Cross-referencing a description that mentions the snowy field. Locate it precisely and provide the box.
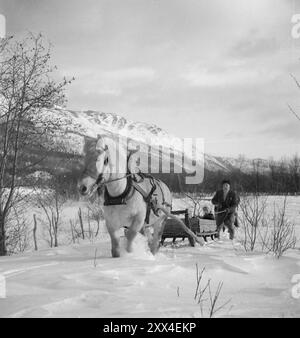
[174,195,300,245]
[0,235,299,318]
[0,195,299,318]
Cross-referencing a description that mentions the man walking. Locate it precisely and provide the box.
[211,179,239,240]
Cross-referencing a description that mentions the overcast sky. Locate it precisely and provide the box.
[0,0,300,159]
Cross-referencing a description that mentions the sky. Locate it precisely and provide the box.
[0,0,300,159]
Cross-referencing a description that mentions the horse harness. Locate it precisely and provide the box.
[102,173,170,224]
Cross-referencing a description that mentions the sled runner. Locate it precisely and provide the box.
[160,209,195,246]
[189,216,218,242]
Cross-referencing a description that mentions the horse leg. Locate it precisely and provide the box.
[150,217,166,255]
[107,226,121,258]
[125,217,144,253]
[143,226,154,250]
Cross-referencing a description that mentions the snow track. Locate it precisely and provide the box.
[0,234,299,318]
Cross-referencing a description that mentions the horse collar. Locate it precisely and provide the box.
[103,176,133,206]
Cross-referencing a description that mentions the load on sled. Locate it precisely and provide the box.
[161,189,240,246]
[161,204,218,246]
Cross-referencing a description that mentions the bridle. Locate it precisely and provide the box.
[83,171,132,197]
[84,145,134,196]
[96,172,133,188]
[82,140,135,196]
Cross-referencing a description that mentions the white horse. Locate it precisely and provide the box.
[78,135,175,257]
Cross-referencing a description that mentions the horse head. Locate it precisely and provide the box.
[78,135,112,196]
[78,133,133,196]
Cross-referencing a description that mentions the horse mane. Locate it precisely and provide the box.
[83,133,140,174]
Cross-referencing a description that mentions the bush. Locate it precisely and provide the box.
[262,197,297,258]
[238,194,297,257]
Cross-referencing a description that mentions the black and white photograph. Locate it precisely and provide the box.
[0,0,300,320]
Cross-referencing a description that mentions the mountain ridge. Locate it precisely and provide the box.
[51,107,271,173]
[35,106,271,175]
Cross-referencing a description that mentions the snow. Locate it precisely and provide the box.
[0,231,299,318]
[0,194,299,318]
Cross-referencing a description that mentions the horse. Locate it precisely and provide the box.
[78,134,175,257]
[78,134,203,257]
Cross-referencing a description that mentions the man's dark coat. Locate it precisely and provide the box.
[211,190,239,227]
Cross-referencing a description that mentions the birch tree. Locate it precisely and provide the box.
[0,33,72,255]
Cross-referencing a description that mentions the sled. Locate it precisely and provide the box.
[160,209,218,246]
[189,216,218,242]
[160,209,195,246]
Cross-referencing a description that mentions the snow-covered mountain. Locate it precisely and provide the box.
[35,106,270,175]
[42,107,196,158]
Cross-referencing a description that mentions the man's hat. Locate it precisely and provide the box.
[222,179,231,185]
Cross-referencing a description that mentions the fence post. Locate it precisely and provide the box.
[78,208,85,240]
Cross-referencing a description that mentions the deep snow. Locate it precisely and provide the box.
[0,232,299,318]
[0,195,299,318]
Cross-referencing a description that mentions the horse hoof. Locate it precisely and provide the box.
[111,250,121,258]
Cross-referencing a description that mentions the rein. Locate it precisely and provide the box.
[214,209,228,215]
[92,172,133,193]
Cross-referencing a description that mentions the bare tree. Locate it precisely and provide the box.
[0,33,72,255]
[289,154,300,193]
[87,202,103,239]
[262,197,297,258]
[239,193,268,251]
[68,203,104,244]
[239,193,296,257]
[5,205,30,254]
[34,185,66,248]
[252,159,262,192]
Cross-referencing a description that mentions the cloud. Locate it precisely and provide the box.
[231,33,280,59]
[2,0,297,159]
[181,60,280,88]
[101,67,156,83]
[64,66,157,97]
[256,119,300,141]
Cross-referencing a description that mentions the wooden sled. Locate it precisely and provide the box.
[189,216,218,242]
[161,209,218,247]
